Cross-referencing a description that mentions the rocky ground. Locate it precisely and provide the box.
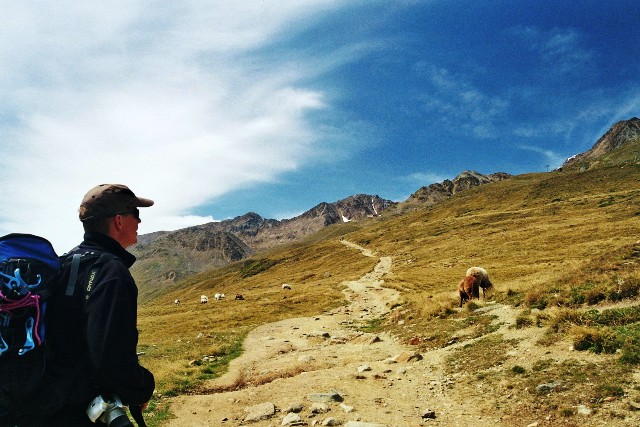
[164,241,640,427]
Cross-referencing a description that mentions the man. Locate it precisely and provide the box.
[45,184,155,426]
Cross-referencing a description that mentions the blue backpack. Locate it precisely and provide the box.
[0,233,60,357]
[0,234,60,425]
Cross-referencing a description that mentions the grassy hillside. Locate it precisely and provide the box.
[137,223,374,398]
[349,165,640,343]
[352,165,639,314]
[137,164,640,424]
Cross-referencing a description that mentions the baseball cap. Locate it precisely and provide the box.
[79,184,154,222]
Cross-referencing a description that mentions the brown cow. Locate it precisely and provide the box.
[458,275,479,307]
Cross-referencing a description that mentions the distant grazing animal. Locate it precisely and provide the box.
[282,283,292,290]
[466,267,494,298]
[214,293,226,300]
[234,294,245,300]
[200,295,208,304]
[458,275,479,307]
[174,299,180,306]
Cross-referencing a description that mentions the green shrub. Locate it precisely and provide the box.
[511,365,526,374]
[595,384,625,397]
[585,289,606,305]
[466,301,480,311]
[532,358,554,372]
[572,326,619,354]
[569,292,586,306]
[620,342,640,364]
[559,407,576,417]
[608,278,640,301]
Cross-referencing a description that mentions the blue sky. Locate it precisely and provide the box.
[1,0,639,252]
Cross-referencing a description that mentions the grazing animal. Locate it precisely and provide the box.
[458,275,479,307]
[200,295,208,304]
[466,267,494,298]
[174,299,180,306]
[214,293,225,300]
[234,294,245,300]
[281,283,292,290]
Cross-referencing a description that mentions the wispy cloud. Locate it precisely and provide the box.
[417,67,508,139]
[507,25,593,75]
[517,145,566,169]
[0,1,358,251]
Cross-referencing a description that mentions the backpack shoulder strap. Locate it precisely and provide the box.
[64,254,83,296]
[61,251,118,299]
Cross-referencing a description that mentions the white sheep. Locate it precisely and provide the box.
[214,293,226,300]
[281,283,292,290]
[174,299,180,306]
[200,295,208,304]
[465,267,494,298]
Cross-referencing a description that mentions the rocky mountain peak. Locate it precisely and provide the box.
[334,194,394,221]
[563,117,640,168]
[405,170,511,206]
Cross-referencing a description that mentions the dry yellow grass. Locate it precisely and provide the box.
[350,166,640,319]
[138,163,640,425]
[137,236,377,397]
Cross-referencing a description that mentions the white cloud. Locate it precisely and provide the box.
[0,0,356,252]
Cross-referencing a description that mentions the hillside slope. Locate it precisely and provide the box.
[139,162,640,426]
[164,240,640,427]
[132,175,502,299]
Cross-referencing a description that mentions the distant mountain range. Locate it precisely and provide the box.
[132,194,398,286]
[131,117,640,289]
[136,194,394,250]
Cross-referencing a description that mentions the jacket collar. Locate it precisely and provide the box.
[79,232,136,268]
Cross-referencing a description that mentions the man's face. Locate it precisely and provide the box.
[118,209,141,248]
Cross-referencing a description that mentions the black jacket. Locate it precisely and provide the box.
[47,232,154,407]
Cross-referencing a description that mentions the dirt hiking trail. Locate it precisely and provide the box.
[164,241,639,427]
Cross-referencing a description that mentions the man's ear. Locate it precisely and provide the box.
[111,215,124,231]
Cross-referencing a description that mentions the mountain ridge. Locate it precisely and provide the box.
[132,117,640,293]
[563,117,640,169]
[404,170,511,208]
[131,172,506,291]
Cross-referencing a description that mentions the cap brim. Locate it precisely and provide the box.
[135,197,154,207]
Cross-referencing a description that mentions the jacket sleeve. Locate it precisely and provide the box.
[84,260,155,405]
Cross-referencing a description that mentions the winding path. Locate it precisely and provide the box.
[165,241,415,426]
[163,241,568,426]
